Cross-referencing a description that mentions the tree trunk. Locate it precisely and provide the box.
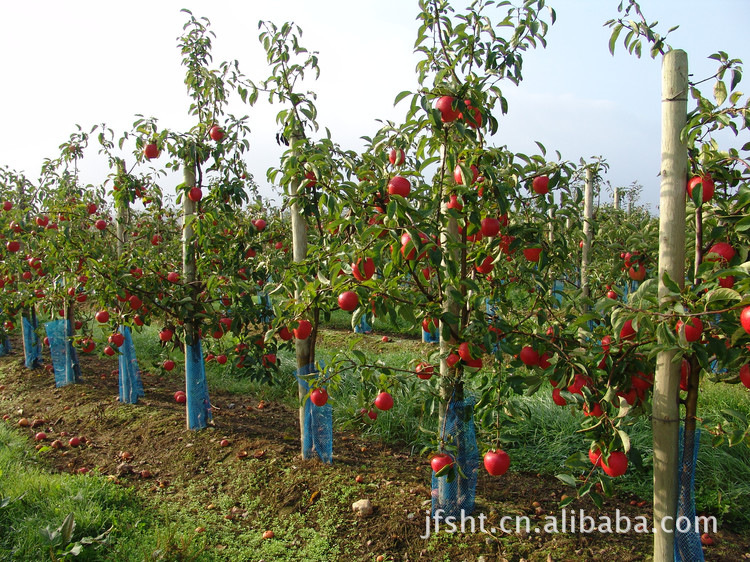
[653,48,688,562]
[581,167,594,302]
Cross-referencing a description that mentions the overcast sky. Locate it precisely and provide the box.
[0,0,748,213]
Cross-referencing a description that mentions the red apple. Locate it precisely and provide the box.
[676,317,703,342]
[602,451,628,477]
[422,317,438,333]
[457,342,474,362]
[552,388,566,406]
[188,187,202,202]
[742,306,750,335]
[144,143,160,159]
[415,362,434,380]
[374,391,393,411]
[519,346,539,367]
[435,96,460,122]
[5,240,20,253]
[475,255,494,274]
[159,328,174,342]
[68,437,81,447]
[338,291,359,311]
[352,257,375,281]
[453,164,479,185]
[167,272,180,283]
[216,354,228,365]
[687,174,714,203]
[388,176,411,197]
[619,319,636,341]
[739,363,750,389]
[94,219,107,231]
[310,388,328,407]
[480,217,501,238]
[254,219,267,231]
[220,439,230,447]
[95,310,110,323]
[430,453,454,473]
[522,247,542,262]
[388,148,405,166]
[293,319,312,340]
[109,332,125,347]
[606,290,617,299]
[532,175,549,195]
[34,431,47,441]
[680,359,690,391]
[483,449,510,476]
[163,359,176,371]
[2,201,12,211]
[628,265,646,282]
[588,447,602,467]
[446,353,460,368]
[209,125,224,141]
[705,242,735,264]
[174,391,186,403]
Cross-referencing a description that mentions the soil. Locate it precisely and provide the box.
[0,334,748,562]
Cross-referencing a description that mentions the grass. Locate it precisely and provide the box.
[0,423,203,561]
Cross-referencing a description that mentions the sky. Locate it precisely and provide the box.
[0,0,748,213]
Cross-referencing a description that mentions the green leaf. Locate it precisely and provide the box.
[714,80,727,106]
[589,491,604,509]
[394,90,412,106]
[617,429,631,453]
[556,473,578,487]
[661,271,681,295]
[608,24,623,55]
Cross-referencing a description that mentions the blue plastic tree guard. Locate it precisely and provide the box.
[294,362,333,463]
[432,396,479,518]
[552,279,564,305]
[185,338,212,430]
[118,326,144,404]
[22,310,42,369]
[256,293,273,324]
[45,319,81,387]
[675,426,704,562]
[354,313,372,334]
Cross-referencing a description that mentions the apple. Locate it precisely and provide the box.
[446,353,460,368]
[435,96,460,122]
[220,439,230,447]
[103,346,116,357]
[457,342,474,362]
[462,99,482,128]
[718,276,735,288]
[381,336,390,343]
[422,317,438,333]
[588,447,602,467]
[129,294,143,310]
[628,265,646,281]
[601,451,628,477]
[68,436,81,447]
[480,217,501,238]
[6,240,20,253]
[680,359,690,391]
[583,403,604,417]
[742,306,750,335]
[2,201,11,211]
[94,219,107,231]
[262,530,275,540]
[310,388,328,407]
[446,194,463,211]
[36,215,49,227]
[676,317,703,342]
[705,242,735,264]
[151,234,162,246]
[86,203,97,215]
[686,174,714,203]
[95,310,110,323]
[387,176,411,197]
[133,315,144,327]
[34,431,47,441]
[430,453,454,473]
[278,326,293,341]
[159,329,174,342]
[374,391,393,411]
[51,439,63,449]
[188,187,203,202]
[522,247,542,262]
[303,171,317,188]
[619,319,636,341]
[483,449,510,476]
[254,219,267,231]
[163,359,176,371]
[109,333,125,347]
[552,388,566,406]
[216,354,228,365]
[739,364,750,389]
[167,272,180,283]
[209,125,224,141]
[601,335,612,353]
[174,391,186,403]
[538,352,551,369]
[475,255,494,275]
[415,362,434,380]
[519,346,539,367]
[293,319,312,340]
[352,257,375,281]
[606,290,617,299]
[388,148,405,166]
[453,164,479,185]
[532,175,549,195]
[144,143,160,159]
[700,533,714,546]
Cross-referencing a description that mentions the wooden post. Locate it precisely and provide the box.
[580,167,594,301]
[290,143,313,459]
[182,162,207,430]
[653,48,688,562]
[614,187,620,210]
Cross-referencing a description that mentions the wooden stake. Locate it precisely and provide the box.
[653,48,688,562]
[581,167,594,301]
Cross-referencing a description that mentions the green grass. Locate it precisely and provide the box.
[0,424,203,561]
